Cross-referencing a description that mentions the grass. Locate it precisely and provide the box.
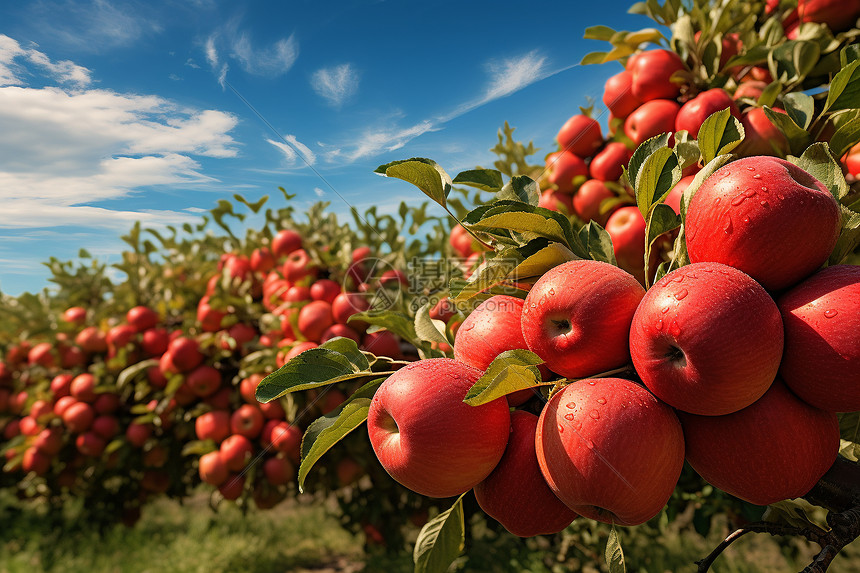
[0,491,858,573]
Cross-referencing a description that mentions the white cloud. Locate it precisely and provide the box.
[483,51,549,102]
[205,35,219,68]
[314,187,325,197]
[0,35,91,87]
[266,135,316,167]
[311,64,359,107]
[205,21,298,82]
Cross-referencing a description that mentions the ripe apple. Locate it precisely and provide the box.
[538,188,575,214]
[75,326,108,353]
[322,323,361,344]
[259,399,285,420]
[332,292,370,325]
[195,410,231,443]
[784,0,860,38]
[685,156,841,291]
[624,99,681,147]
[198,451,229,486]
[219,475,246,500]
[589,142,632,182]
[34,427,63,456]
[536,378,684,526]
[283,249,317,283]
[450,224,474,258]
[250,247,276,273]
[107,324,136,351]
[297,300,334,342]
[28,342,56,368]
[127,306,159,332]
[29,399,53,420]
[240,375,263,404]
[70,373,97,403]
[285,285,311,302]
[367,358,511,498]
[679,381,839,505]
[126,422,152,447]
[92,415,120,440]
[22,447,52,475]
[474,411,577,537]
[628,49,686,101]
[167,337,204,372]
[521,260,645,378]
[141,327,169,356]
[630,262,783,415]
[674,88,740,139]
[573,179,615,225]
[62,306,87,326]
[734,108,790,157]
[556,114,602,158]
[310,279,341,303]
[603,70,641,118]
[197,297,226,332]
[605,206,647,283]
[231,404,265,438]
[75,432,106,457]
[62,402,94,433]
[272,229,302,259]
[186,365,221,397]
[54,395,77,417]
[361,330,401,359]
[220,434,255,472]
[263,456,295,486]
[264,420,302,461]
[547,150,588,194]
[733,81,768,101]
[336,457,365,487]
[454,295,529,370]
[777,265,860,412]
[664,174,695,215]
[94,392,120,414]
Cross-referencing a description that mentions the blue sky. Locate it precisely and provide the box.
[0,0,647,295]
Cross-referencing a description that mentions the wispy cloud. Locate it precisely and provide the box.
[204,20,298,84]
[0,35,91,87]
[311,64,359,107]
[266,135,317,167]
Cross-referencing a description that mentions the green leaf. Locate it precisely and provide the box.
[680,154,734,219]
[674,140,701,172]
[496,175,539,205]
[645,204,681,288]
[841,45,860,67]
[298,395,376,492]
[583,25,617,41]
[605,524,627,573]
[783,92,815,131]
[256,345,372,403]
[724,45,770,69]
[117,358,159,389]
[375,158,453,209]
[471,212,568,245]
[463,350,546,406]
[320,336,370,371]
[633,146,681,218]
[349,310,418,344]
[414,302,451,346]
[578,221,617,266]
[512,242,578,280]
[763,107,811,155]
[626,133,672,195]
[414,495,466,573]
[756,80,784,108]
[452,169,503,192]
[580,51,610,65]
[829,115,860,158]
[698,108,745,166]
[823,60,860,114]
[791,142,849,201]
[829,207,860,265]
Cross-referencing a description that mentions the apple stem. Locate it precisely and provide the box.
[445,211,494,252]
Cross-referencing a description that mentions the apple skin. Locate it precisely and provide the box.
[127,306,159,332]
[734,108,790,157]
[589,142,632,182]
[195,410,231,443]
[784,0,860,38]
[630,262,783,416]
[624,99,681,147]
[454,295,529,371]
[547,150,588,194]
[62,402,95,433]
[310,279,341,304]
[282,249,317,283]
[450,224,474,258]
[366,358,511,498]
[250,247,276,273]
[605,206,647,284]
[271,229,302,259]
[220,434,255,472]
[521,260,645,379]
[76,326,108,353]
[603,70,641,118]
[733,81,768,101]
[664,174,695,215]
[776,265,860,412]
[573,180,615,225]
[679,380,839,505]
[361,330,402,359]
[231,404,265,439]
[126,422,152,447]
[263,456,295,486]
[536,378,684,526]
[685,156,841,291]
[474,410,577,537]
[674,88,740,139]
[538,188,575,214]
[62,306,87,325]
[186,365,221,398]
[629,49,686,102]
[556,114,602,158]
[297,300,334,342]
[199,451,229,486]
[167,337,204,373]
[332,292,371,326]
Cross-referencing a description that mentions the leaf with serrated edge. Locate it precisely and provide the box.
[578,222,617,265]
[829,207,860,265]
[627,133,672,194]
[255,349,369,403]
[464,350,547,405]
[791,142,849,201]
[634,146,681,217]
[698,108,745,165]
[452,169,503,192]
[605,524,627,573]
[511,242,578,279]
[784,92,815,130]
[375,158,453,209]
[823,60,860,114]
[414,495,466,573]
[414,302,450,346]
[497,175,540,205]
[472,212,568,245]
[320,336,370,371]
[349,310,418,344]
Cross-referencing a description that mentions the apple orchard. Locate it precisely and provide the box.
[3,0,860,571]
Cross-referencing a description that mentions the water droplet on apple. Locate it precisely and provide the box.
[760,186,768,193]
[549,288,555,296]
[760,200,769,207]
[743,216,750,224]
[731,195,745,206]
[589,410,600,420]
[670,321,681,337]
[744,188,756,198]
[777,194,785,200]
[565,401,576,409]
[824,309,838,318]
[596,397,606,405]
[587,381,596,386]
[655,319,664,330]
[674,289,688,301]
[746,166,755,171]
[713,198,722,207]
[584,438,595,449]
[564,413,575,421]
[661,305,670,314]
[724,218,733,234]
[752,173,761,179]
[557,424,564,433]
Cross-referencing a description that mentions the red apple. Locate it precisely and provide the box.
[674,88,739,139]
[361,330,401,359]
[264,420,302,460]
[547,150,588,194]
[282,249,317,283]
[126,423,152,447]
[220,434,255,472]
[240,375,262,404]
[367,358,510,498]
[603,70,641,118]
[272,229,302,259]
[54,395,77,417]
[127,306,159,332]
[624,99,680,147]
[573,179,615,225]
[22,447,52,475]
[186,365,221,398]
[75,326,107,353]
[628,49,686,102]
[332,292,370,325]
[141,328,169,356]
[310,279,341,303]
[474,411,578,537]
[167,337,204,372]
[685,156,841,291]
[219,475,245,500]
[521,260,645,378]
[70,373,97,403]
[28,342,55,368]
[589,142,632,182]
[605,206,647,283]
[449,224,474,258]
[321,323,361,344]
[250,247,276,273]
[231,404,265,438]
[680,381,839,505]
[556,114,602,158]
[453,295,532,372]
[630,262,783,415]
[777,265,860,412]
[733,81,768,101]
[198,451,229,485]
[195,410,231,443]
[285,285,311,302]
[297,300,334,342]
[538,188,575,214]
[92,415,120,440]
[62,306,87,326]
[263,456,295,486]
[734,108,790,157]
[784,0,860,38]
[75,432,106,457]
[197,297,226,332]
[34,427,63,456]
[536,378,684,526]
[664,175,695,215]
[62,402,94,433]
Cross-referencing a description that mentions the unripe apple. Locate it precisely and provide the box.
[474,411,577,537]
[777,265,860,412]
[231,404,265,438]
[680,381,839,505]
[734,108,790,157]
[546,150,588,194]
[603,70,641,118]
[521,260,644,378]
[685,156,841,291]
[630,262,783,415]
[629,49,686,101]
[367,358,511,498]
[674,88,740,139]
[220,434,255,472]
[556,114,602,158]
[536,378,684,526]
[624,99,680,147]
[589,142,632,182]
[195,410,231,443]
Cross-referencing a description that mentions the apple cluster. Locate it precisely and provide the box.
[365,155,857,538]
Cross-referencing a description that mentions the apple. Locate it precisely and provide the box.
[630,262,783,415]
[361,330,402,359]
[776,265,860,412]
[282,341,318,363]
[589,142,632,182]
[75,432,106,457]
[28,342,55,368]
[185,365,220,398]
[367,358,511,498]
[259,399,285,420]
[92,415,120,440]
[605,206,647,283]
[198,451,228,486]
[538,188,575,214]
[283,249,317,283]
[784,0,860,38]
[679,381,839,505]
[126,422,152,447]
[536,377,684,526]
[62,306,87,325]
[219,475,246,501]
[628,49,686,101]
[54,395,77,417]
[107,324,136,351]
[685,156,841,291]
[674,88,740,139]
[336,457,365,487]
[310,279,341,303]
[250,247,276,273]
[733,81,768,101]
[75,326,108,353]
[272,229,302,259]
[449,224,474,258]
[264,420,302,461]
[167,337,204,372]
[231,404,265,438]
[285,285,311,302]
[556,114,602,158]
[34,427,63,456]
[19,416,40,436]
[240,375,262,404]
[29,399,53,420]
[321,324,361,344]
[663,174,695,215]
[220,434,255,472]
[735,108,790,157]
[521,260,645,378]
[197,297,226,332]
[22,447,52,475]
[603,70,641,118]
[547,150,588,194]
[70,373,97,403]
[332,292,370,325]
[263,456,295,486]
[297,300,334,342]
[474,411,577,537]
[574,180,616,226]
[62,402,94,433]
[195,410,231,443]
[141,470,170,494]
[624,99,680,147]
[141,327,169,356]
[127,306,159,332]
